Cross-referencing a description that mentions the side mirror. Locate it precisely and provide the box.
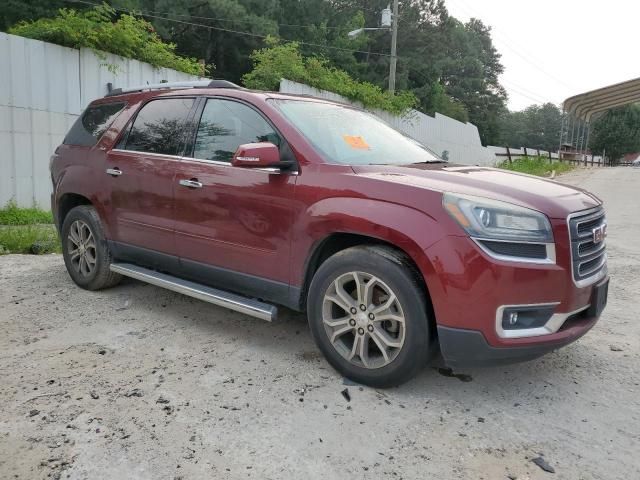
[232,143,281,168]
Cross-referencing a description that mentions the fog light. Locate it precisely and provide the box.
[501,306,555,330]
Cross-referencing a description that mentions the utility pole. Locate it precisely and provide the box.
[347,4,398,92]
[389,0,399,94]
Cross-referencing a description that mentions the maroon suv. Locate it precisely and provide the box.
[50,80,609,386]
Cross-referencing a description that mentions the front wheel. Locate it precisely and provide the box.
[307,246,433,388]
[61,205,122,291]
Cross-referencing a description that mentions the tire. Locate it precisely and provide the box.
[60,205,122,291]
[307,245,433,388]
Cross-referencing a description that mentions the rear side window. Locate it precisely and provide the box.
[64,102,125,146]
[123,98,194,156]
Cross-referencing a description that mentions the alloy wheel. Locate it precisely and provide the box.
[67,220,97,278]
[322,271,406,369]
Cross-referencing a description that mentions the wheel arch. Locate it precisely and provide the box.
[56,193,92,232]
[299,232,435,322]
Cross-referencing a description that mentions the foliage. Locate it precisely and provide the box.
[0,201,59,255]
[499,103,562,151]
[413,82,469,122]
[144,0,278,81]
[378,2,505,138]
[498,156,573,177]
[589,105,640,162]
[4,0,508,141]
[0,201,53,225]
[0,0,67,31]
[8,3,203,75]
[0,225,61,255]
[243,40,417,114]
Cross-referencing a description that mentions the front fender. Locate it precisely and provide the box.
[290,197,448,289]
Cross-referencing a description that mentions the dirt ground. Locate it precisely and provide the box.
[1,167,638,480]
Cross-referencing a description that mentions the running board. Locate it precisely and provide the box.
[110,263,277,322]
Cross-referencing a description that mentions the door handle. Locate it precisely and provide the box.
[106,168,122,177]
[179,179,203,189]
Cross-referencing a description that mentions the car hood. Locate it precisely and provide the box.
[351,163,601,219]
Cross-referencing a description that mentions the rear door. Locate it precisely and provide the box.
[174,97,297,301]
[105,97,195,266]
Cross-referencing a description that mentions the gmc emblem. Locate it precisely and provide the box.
[592,224,606,244]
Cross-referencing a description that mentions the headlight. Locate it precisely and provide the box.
[443,193,553,243]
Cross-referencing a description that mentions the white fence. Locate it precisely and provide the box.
[487,146,604,165]
[487,146,558,160]
[0,32,201,208]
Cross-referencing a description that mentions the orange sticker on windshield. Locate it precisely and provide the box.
[343,135,370,150]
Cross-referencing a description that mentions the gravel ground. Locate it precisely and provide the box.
[1,167,638,480]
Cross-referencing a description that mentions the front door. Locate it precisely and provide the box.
[174,98,296,300]
[105,97,195,264]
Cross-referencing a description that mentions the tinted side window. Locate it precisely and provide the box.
[193,99,280,162]
[124,98,194,156]
[64,103,125,146]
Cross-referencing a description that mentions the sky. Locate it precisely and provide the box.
[444,0,638,111]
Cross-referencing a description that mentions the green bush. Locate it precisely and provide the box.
[0,201,53,225]
[498,156,574,177]
[0,225,61,255]
[0,202,59,254]
[8,3,204,75]
[243,39,417,115]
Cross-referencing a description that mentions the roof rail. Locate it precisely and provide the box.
[105,79,243,97]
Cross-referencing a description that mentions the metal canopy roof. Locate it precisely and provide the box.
[563,77,640,121]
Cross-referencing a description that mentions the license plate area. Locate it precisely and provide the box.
[587,278,609,317]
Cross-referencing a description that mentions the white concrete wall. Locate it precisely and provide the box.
[279,79,497,166]
[0,33,201,208]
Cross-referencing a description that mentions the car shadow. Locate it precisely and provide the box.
[103,276,607,406]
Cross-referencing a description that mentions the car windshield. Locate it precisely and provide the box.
[271,99,441,165]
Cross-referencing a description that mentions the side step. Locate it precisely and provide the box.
[110,263,277,322]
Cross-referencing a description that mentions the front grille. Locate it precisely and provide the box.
[568,207,607,283]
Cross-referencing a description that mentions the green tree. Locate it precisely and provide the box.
[589,105,640,162]
[362,2,505,137]
[500,103,562,151]
[437,18,507,144]
[133,0,278,81]
[0,0,70,31]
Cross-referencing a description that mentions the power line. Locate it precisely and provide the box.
[500,79,549,104]
[65,0,553,106]
[95,3,348,30]
[65,0,400,32]
[65,0,393,57]
[446,0,577,91]
[402,56,550,104]
[502,83,548,105]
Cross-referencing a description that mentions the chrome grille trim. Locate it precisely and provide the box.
[567,206,607,287]
[472,237,556,264]
[575,210,606,238]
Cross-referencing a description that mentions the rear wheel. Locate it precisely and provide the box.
[61,205,121,290]
[307,246,433,387]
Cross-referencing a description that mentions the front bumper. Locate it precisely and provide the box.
[438,310,599,368]
[421,228,607,365]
